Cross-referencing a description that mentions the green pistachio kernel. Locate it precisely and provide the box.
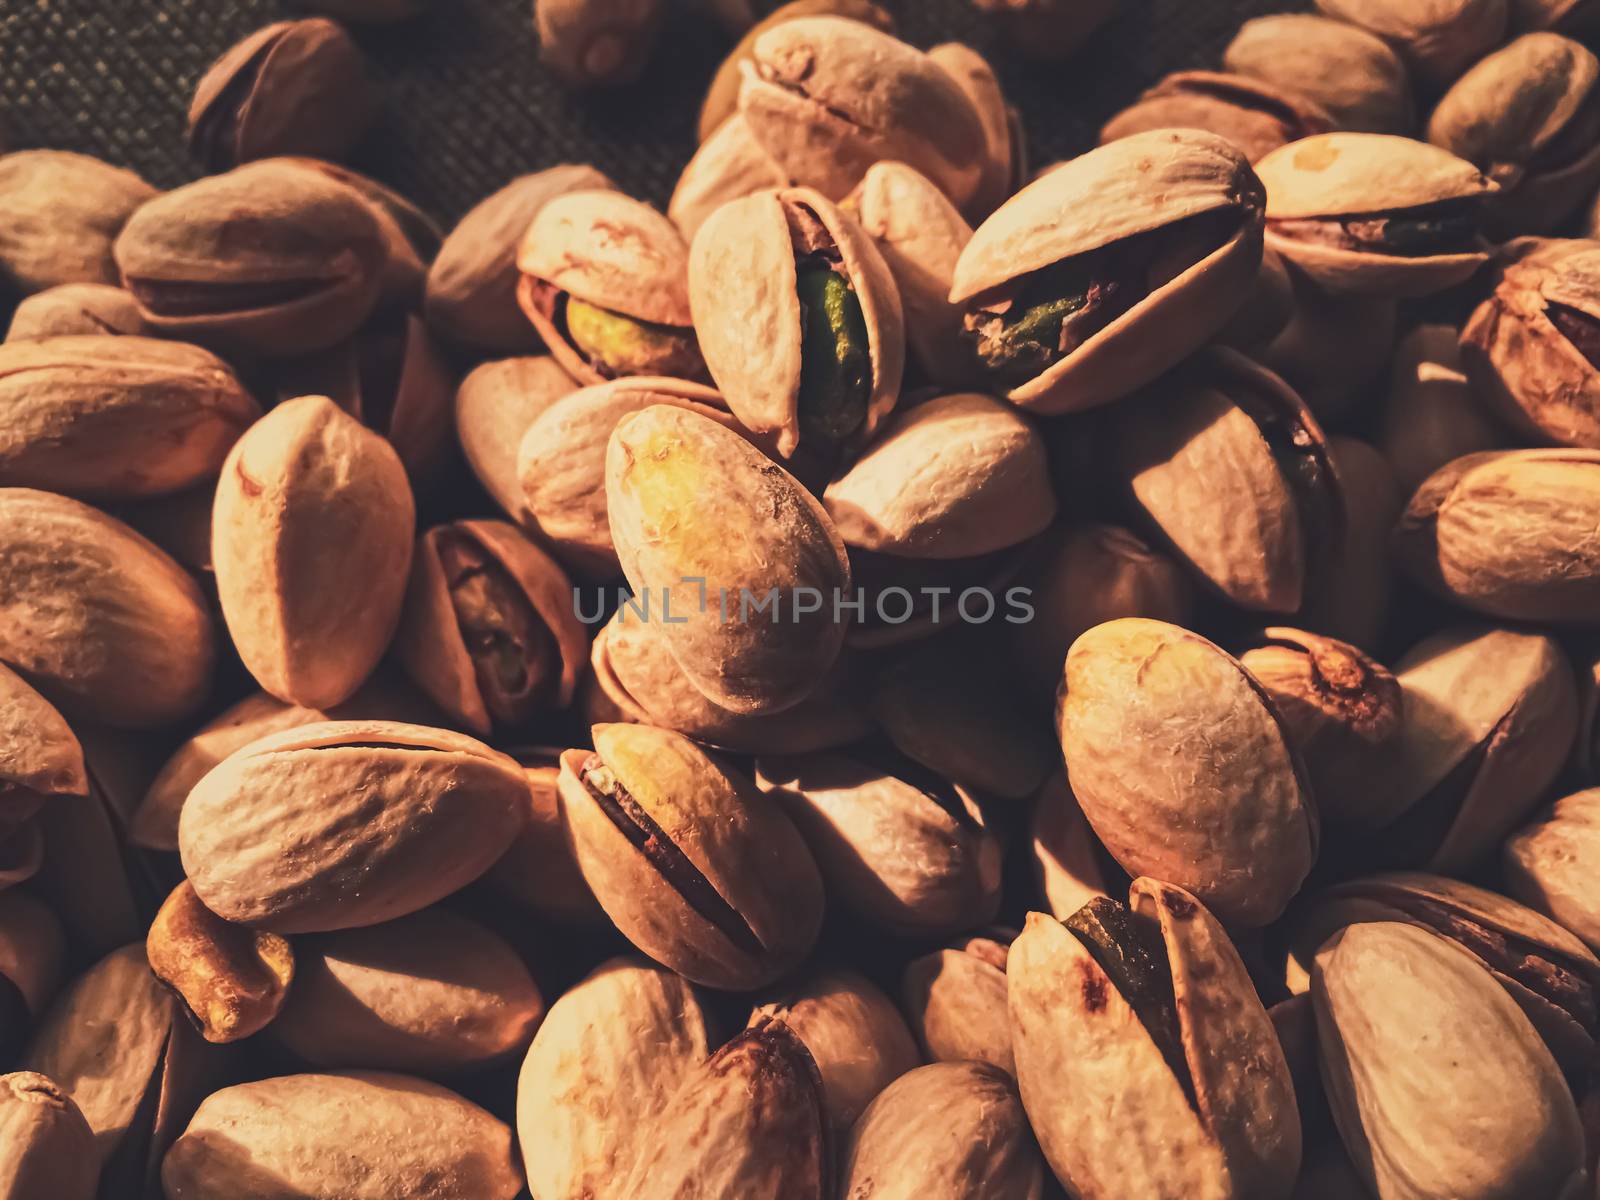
[566,297,704,379]
[797,261,872,444]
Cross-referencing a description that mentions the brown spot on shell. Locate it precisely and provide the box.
[1079,958,1109,1012]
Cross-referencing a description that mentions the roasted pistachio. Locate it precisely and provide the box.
[1506,788,1600,953]
[1315,0,1509,88]
[0,151,156,295]
[1382,324,1511,492]
[4,283,142,341]
[1102,71,1335,164]
[902,931,1015,1076]
[535,0,665,88]
[952,129,1266,414]
[1224,14,1416,135]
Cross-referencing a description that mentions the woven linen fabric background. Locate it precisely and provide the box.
[0,0,1311,227]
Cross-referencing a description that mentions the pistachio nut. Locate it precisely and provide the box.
[1257,259,1398,422]
[457,355,577,522]
[1238,629,1403,827]
[1381,324,1511,493]
[517,957,710,1200]
[1353,624,1576,867]
[146,879,294,1045]
[902,930,1015,1076]
[1297,436,1400,650]
[273,907,543,1073]
[535,0,665,88]
[669,116,788,243]
[0,888,65,1022]
[426,165,615,353]
[1030,772,1115,922]
[5,283,143,341]
[1461,239,1600,447]
[841,1061,1046,1200]
[690,186,903,458]
[1010,881,1302,1198]
[756,749,1004,936]
[0,488,214,728]
[698,1,895,143]
[0,335,258,500]
[1258,133,1495,297]
[1506,788,1600,953]
[927,42,1024,221]
[1393,448,1600,622]
[115,160,389,356]
[1004,522,1194,704]
[823,392,1055,559]
[843,162,975,387]
[1315,0,1509,88]
[738,17,987,207]
[1311,921,1583,1199]
[1112,347,1344,614]
[395,519,586,735]
[606,404,852,714]
[750,967,920,1130]
[951,129,1266,414]
[162,1071,524,1199]
[213,394,415,708]
[485,745,605,923]
[615,1018,830,1199]
[179,720,529,932]
[517,189,703,387]
[1059,618,1318,926]
[557,723,824,989]
[0,151,156,295]
[518,375,733,578]
[1102,71,1335,164]
[1288,871,1600,1074]
[969,0,1118,60]
[0,1072,97,1200]
[1224,14,1416,135]
[0,662,86,839]
[187,19,381,171]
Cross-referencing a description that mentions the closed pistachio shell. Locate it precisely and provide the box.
[1059,618,1318,926]
[1312,921,1583,1200]
[1224,15,1416,135]
[927,42,1021,221]
[179,720,530,932]
[739,17,987,207]
[1315,0,1508,88]
[0,1071,97,1200]
[902,931,1015,1075]
[5,283,143,342]
[1101,71,1335,164]
[1382,324,1510,492]
[0,152,156,295]
[162,1071,523,1199]
[670,116,788,242]
[1506,788,1600,951]
[455,355,577,522]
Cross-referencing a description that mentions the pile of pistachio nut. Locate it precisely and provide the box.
[8,0,1600,1196]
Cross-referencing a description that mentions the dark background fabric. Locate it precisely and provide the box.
[0,0,1310,227]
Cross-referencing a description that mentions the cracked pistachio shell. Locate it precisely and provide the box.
[1112,348,1344,614]
[670,116,788,243]
[841,1061,1046,1200]
[1355,625,1577,865]
[426,165,615,353]
[1315,0,1508,88]
[756,751,1004,936]
[163,1071,522,1200]
[1506,788,1600,952]
[535,0,665,88]
[823,393,1055,559]
[1430,35,1600,233]
[690,187,903,459]
[927,43,1022,222]
[738,18,987,207]
[1258,134,1494,296]
[1311,922,1583,1200]
[606,404,852,713]
[749,967,920,1131]
[1010,881,1301,1199]
[558,723,824,989]
[179,720,529,933]
[902,931,1015,1076]
[0,336,258,500]
[0,488,214,728]
[1059,619,1317,926]
[1393,448,1600,622]
[1102,72,1335,165]
[1461,240,1600,447]
[0,662,86,836]
[587,612,871,754]
[516,190,698,387]
[0,152,156,296]
[1224,15,1416,135]
[1381,324,1510,493]
[456,356,577,522]
[0,1071,97,1200]
[114,160,389,356]
[517,957,710,1200]
[273,907,543,1073]
[214,394,415,708]
[843,162,975,388]
[5,283,143,342]
[952,129,1266,415]
[395,519,587,735]
[518,376,732,578]
[616,1018,829,1199]
[1238,629,1402,827]
[1030,773,1115,922]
